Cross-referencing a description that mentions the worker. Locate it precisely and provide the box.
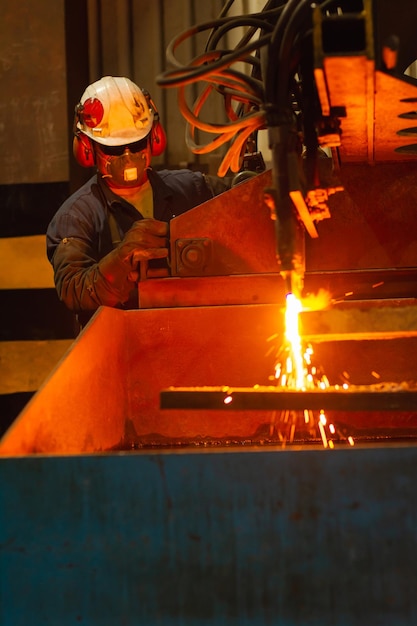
[46,76,229,328]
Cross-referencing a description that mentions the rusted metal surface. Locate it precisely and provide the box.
[314,0,417,165]
[321,59,417,163]
[169,170,278,276]
[300,298,417,341]
[374,70,417,161]
[1,303,417,455]
[139,159,417,312]
[307,162,417,272]
[168,162,417,283]
[140,267,417,310]
[139,274,286,308]
[0,305,282,454]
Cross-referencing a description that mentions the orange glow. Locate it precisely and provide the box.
[284,293,304,388]
[301,288,332,312]
[272,291,354,449]
[275,293,327,391]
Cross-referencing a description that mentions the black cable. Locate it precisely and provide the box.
[155,0,327,176]
[157,34,271,88]
[160,9,281,73]
[205,9,281,53]
[265,0,312,108]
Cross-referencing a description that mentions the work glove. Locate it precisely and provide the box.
[51,218,168,312]
[99,218,169,286]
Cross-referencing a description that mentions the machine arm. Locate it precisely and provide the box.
[156,0,417,299]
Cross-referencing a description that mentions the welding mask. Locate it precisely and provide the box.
[73,76,166,170]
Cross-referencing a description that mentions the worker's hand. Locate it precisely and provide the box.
[98,218,169,296]
[118,219,169,267]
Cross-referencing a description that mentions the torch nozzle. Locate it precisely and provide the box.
[281,269,304,301]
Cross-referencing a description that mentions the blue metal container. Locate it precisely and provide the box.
[2,445,417,625]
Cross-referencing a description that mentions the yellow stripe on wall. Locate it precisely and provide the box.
[0,235,54,289]
[0,339,73,394]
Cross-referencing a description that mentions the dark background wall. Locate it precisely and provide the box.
[0,0,227,433]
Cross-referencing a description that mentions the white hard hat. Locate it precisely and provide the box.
[76,76,154,146]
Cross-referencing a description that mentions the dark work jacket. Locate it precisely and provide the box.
[46,168,227,326]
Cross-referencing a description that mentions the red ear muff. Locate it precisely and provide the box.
[141,88,167,157]
[72,101,96,168]
[73,133,95,168]
[150,120,167,157]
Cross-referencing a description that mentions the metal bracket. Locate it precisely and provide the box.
[174,238,212,276]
